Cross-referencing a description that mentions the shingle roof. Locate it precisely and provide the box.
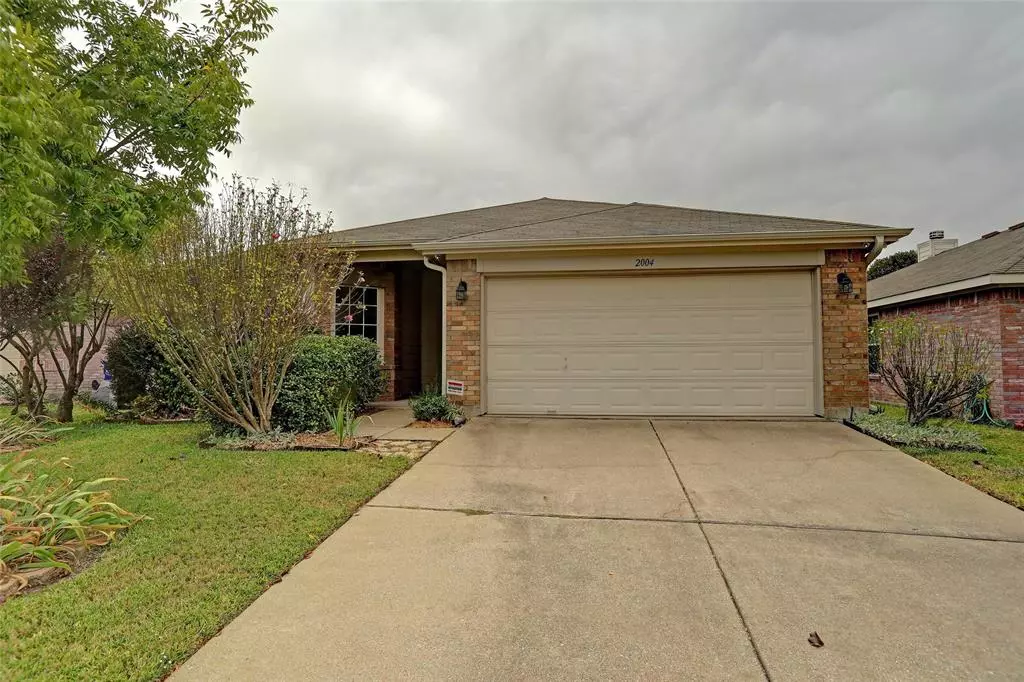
[329,198,907,247]
[328,198,617,246]
[868,224,1024,303]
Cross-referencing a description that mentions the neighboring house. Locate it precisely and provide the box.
[331,198,909,419]
[868,224,1024,421]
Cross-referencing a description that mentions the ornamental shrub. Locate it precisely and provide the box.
[872,316,991,425]
[104,324,193,416]
[409,392,462,423]
[272,335,386,433]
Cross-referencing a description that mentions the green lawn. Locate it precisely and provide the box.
[0,412,410,681]
[876,405,1024,510]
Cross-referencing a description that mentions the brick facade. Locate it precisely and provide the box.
[445,259,482,411]
[821,249,870,419]
[870,288,1024,421]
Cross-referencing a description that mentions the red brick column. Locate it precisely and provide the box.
[446,259,481,411]
[821,249,869,418]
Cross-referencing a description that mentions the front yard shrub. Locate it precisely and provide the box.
[0,454,142,597]
[852,411,985,452]
[105,323,193,416]
[410,392,463,423]
[872,316,991,425]
[273,335,386,433]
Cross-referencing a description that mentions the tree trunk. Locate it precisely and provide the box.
[56,387,75,423]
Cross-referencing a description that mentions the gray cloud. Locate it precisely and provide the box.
[211,1,1024,251]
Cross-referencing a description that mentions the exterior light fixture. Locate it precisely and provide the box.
[455,280,468,302]
[837,272,853,295]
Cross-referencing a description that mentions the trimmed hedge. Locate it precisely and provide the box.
[272,335,386,433]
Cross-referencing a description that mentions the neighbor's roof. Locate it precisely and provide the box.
[328,198,909,249]
[868,223,1024,305]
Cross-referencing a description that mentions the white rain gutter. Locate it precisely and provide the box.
[422,256,447,390]
[865,235,886,263]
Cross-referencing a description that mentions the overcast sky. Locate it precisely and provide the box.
[209,1,1024,252]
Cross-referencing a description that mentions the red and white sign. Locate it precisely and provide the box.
[445,380,465,396]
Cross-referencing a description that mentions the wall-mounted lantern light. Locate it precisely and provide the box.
[837,272,853,295]
[455,280,468,302]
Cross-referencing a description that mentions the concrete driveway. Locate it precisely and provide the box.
[175,419,1024,681]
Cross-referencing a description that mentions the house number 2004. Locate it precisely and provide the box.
[634,258,656,268]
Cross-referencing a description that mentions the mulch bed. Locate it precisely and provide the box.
[409,420,454,428]
[292,432,372,451]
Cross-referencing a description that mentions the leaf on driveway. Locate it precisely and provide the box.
[808,631,824,648]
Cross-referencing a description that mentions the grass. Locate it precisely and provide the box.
[0,410,410,681]
[872,405,1024,510]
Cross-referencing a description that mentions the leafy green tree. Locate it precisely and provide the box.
[0,0,276,283]
[868,249,918,281]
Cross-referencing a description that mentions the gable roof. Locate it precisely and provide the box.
[868,224,1024,306]
[329,198,909,249]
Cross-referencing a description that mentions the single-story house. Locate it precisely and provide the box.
[868,224,1024,421]
[331,198,909,419]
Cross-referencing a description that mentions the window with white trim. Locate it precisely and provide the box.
[335,286,381,343]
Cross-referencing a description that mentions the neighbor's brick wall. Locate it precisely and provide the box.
[1000,290,1024,420]
[821,249,869,418]
[446,259,482,411]
[322,265,397,401]
[871,289,1023,421]
[868,374,902,406]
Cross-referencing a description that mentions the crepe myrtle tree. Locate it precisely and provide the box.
[110,177,353,435]
[0,0,275,284]
[873,316,991,426]
[46,253,115,423]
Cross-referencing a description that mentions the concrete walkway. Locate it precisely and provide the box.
[174,419,1024,681]
[357,406,455,442]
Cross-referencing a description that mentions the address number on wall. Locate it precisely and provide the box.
[634,258,656,268]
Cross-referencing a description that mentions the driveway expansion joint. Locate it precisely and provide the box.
[649,419,773,682]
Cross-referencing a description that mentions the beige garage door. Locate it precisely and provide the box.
[485,271,817,416]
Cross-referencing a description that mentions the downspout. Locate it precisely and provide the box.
[422,256,447,390]
[865,235,885,264]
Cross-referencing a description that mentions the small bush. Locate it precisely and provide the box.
[852,412,985,452]
[410,392,462,423]
[273,335,386,433]
[0,454,142,596]
[105,324,193,416]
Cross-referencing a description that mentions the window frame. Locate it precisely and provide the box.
[333,285,384,346]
